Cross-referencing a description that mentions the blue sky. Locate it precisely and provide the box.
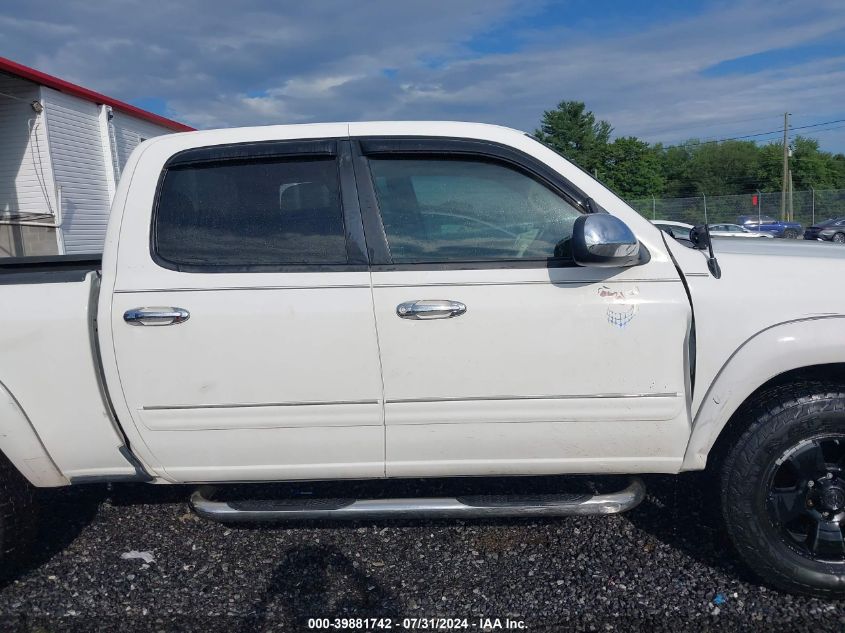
[2,0,845,152]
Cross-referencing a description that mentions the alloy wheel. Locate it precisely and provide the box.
[765,435,845,562]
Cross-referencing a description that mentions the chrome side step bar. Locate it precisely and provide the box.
[190,477,645,523]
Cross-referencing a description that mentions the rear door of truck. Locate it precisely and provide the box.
[104,130,385,482]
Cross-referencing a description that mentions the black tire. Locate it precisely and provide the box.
[783,229,799,239]
[0,452,37,577]
[720,381,845,597]
[833,232,845,244]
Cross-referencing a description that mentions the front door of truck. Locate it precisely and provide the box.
[109,139,385,482]
[350,135,693,477]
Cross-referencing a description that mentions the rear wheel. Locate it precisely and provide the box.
[720,381,845,597]
[833,232,845,244]
[783,229,799,239]
[0,452,37,576]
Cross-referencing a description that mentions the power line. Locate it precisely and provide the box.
[660,117,845,149]
[799,123,845,138]
[648,113,782,135]
[793,118,845,132]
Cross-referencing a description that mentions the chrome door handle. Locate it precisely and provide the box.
[396,300,466,320]
[124,307,190,326]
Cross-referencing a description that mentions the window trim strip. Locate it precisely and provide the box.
[351,140,393,265]
[165,139,337,167]
[337,140,368,266]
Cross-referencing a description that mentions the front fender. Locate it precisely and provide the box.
[682,316,845,470]
[0,379,68,487]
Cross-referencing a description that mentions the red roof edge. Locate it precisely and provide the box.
[0,56,195,132]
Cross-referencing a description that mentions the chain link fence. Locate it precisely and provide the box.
[627,189,845,229]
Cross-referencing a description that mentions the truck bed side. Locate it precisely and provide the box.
[0,254,102,282]
[0,260,141,484]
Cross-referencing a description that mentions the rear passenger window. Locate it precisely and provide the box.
[154,157,347,268]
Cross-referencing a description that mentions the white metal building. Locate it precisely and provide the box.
[0,56,192,256]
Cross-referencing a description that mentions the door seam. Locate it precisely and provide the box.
[366,269,388,476]
[347,127,388,477]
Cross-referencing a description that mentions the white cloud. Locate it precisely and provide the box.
[2,0,844,151]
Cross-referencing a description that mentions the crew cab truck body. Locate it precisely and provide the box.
[2,122,845,597]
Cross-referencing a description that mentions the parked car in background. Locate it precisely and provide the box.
[737,215,802,239]
[652,220,693,241]
[708,223,774,238]
[804,218,845,243]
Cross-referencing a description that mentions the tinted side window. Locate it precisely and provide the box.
[154,157,346,267]
[368,158,582,263]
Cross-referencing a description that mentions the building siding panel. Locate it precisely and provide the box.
[2,76,178,256]
[42,87,111,254]
[0,73,58,225]
[110,111,171,171]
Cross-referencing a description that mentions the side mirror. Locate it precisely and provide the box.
[572,214,641,267]
[689,225,711,250]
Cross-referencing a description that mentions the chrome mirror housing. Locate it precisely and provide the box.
[572,214,642,267]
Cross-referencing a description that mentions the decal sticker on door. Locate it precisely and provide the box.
[598,286,640,328]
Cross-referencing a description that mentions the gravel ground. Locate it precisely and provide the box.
[0,472,842,632]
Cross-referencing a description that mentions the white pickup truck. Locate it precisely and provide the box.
[1,122,844,597]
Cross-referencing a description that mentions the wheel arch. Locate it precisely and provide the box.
[0,379,68,487]
[682,316,845,471]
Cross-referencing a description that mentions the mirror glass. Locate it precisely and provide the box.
[572,214,641,267]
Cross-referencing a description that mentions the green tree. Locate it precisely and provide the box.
[791,137,844,190]
[755,142,783,192]
[657,144,696,198]
[533,101,612,175]
[686,140,761,195]
[833,154,845,186]
[532,101,845,200]
[601,137,665,198]
[757,137,845,193]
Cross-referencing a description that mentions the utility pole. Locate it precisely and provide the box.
[781,112,790,220]
[811,186,815,225]
[788,168,794,221]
